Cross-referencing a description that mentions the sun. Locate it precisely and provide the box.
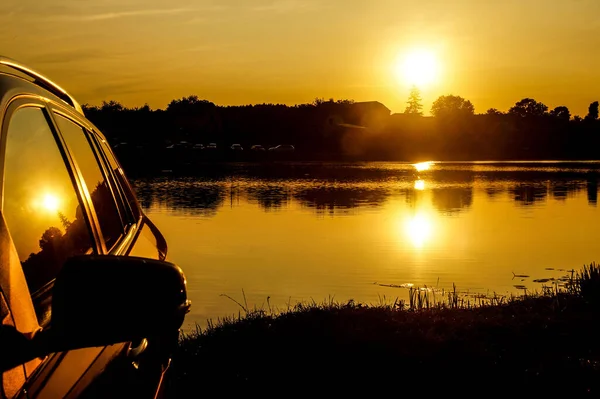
[397,49,439,87]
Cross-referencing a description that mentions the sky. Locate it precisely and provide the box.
[2,0,600,115]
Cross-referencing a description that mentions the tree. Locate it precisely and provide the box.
[549,106,571,122]
[100,100,124,112]
[486,108,503,116]
[508,98,548,118]
[39,227,63,251]
[404,86,423,115]
[573,115,583,122]
[166,96,215,114]
[430,95,474,118]
[58,212,72,231]
[585,101,599,121]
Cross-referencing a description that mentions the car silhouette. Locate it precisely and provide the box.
[250,145,266,151]
[230,144,243,151]
[268,144,295,152]
[0,56,190,398]
[206,143,217,150]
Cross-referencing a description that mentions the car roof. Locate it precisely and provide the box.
[0,56,84,116]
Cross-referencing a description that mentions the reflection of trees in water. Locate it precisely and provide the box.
[401,187,427,208]
[131,167,600,217]
[587,176,598,206]
[549,181,585,202]
[293,188,390,214]
[134,178,391,215]
[134,179,225,217]
[506,178,595,206]
[431,187,473,214]
[509,183,548,206]
[485,186,505,198]
[246,185,290,210]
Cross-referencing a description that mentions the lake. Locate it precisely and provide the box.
[132,161,600,331]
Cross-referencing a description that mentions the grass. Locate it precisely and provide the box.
[166,263,600,397]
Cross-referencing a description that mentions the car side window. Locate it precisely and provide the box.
[89,133,139,226]
[54,115,124,250]
[2,107,94,323]
[94,133,142,221]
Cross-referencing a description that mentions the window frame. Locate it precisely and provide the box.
[88,132,137,230]
[91,130,143,222]
[51,111,129,252]
[0,97,101,254]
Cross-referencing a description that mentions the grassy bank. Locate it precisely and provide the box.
[168,264,600,397]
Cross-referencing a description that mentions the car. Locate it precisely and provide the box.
[268,144,295,152]
[0,56,190,398]
[192,143,204,150]
[206,143,217,150]
[250,145,266,151]
[230,144,243,151]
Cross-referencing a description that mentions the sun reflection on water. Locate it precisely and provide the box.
[414,180,425,190]
[404,212,433,248]
[413,161,433,172]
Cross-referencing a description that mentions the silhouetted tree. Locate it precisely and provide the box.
[404,86,423,115]
[100,100,124,112]
[58,212,72,231]
[573,115,583,122]
[486,108,503,115]
[167,96,215,114]
[508,98,548,118]
[431,95,474,118]
[80,93,600,164]
[38,227,63,251]
[585,101,599,121]
[550,106,571,122]
[136,103,152,112]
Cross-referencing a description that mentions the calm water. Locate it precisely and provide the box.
[133,162,600,331]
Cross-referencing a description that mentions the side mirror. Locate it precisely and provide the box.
[48,255,190,351]
[1,256,190,371]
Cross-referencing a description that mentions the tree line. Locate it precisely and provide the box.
[81,90,600,172]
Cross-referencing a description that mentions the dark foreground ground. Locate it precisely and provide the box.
[166,266,600,397]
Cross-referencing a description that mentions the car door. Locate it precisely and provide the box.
[1,96,169,399]
[34,104,168,399]
[0,98,109,399]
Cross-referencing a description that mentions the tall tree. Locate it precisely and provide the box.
[404,86,423,115]
[508,98,548,117]
[585,101,599,121]
[431,95,474,118]
[550,106,571,121]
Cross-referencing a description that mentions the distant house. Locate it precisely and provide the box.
[349,101,391,129]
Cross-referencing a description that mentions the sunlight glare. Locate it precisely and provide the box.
[397,49,439,87]
[414,180,425,190]
[405,213,433,248]
[413,162,433,172]
[42,193,60,213]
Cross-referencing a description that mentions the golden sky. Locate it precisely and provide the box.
[2,0,600,115]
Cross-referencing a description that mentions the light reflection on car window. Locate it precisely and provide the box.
[2,107,93,324]
[55,115,124,249]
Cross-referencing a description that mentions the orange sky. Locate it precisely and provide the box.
[2,0,600,115]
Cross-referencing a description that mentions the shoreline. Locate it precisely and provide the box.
[167,264,600,396]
